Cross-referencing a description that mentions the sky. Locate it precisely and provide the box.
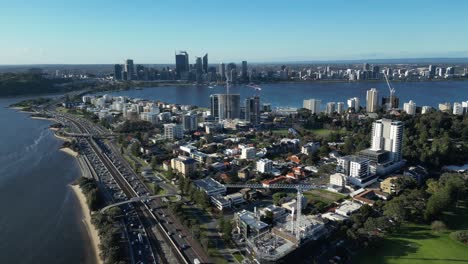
[1,0,468,64]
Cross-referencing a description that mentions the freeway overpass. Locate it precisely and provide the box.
[101,194,181,213]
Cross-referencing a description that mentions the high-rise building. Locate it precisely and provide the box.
[347,97,360,112]
[363,63,370,71]
[256,159,273,173]
[403,100,416,115]
[382,96,399,110]
[337,155,370,179]
[114,64,123,80]
[226,63,237,81]
[366,88,379,113]
[219,63,226,80]
[429,65,436,77]
[183,113,198,131]
[241,61,248,81]
[453,102,464,115]
[164,123,184,141]
[303,98,321,114]
[245,96,260,125]
[370,119,404,162]
[336,102,345,114]
[325,102,336,115]
[195,57,203,75]
[175,51,189,76]
[202,54,208,73]
[421,106,432,114]
[210,94,241,121]
[124,59,134,80]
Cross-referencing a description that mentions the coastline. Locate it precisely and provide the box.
[60,147,79,157]
[70,184,103,264]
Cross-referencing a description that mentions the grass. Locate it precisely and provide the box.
[272,129,290,136]
[305,128,334,137]
[233,252,244,262]
[355,200,468,264]
[303,189,346,205]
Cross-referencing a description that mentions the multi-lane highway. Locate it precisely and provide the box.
[52,110,208,264]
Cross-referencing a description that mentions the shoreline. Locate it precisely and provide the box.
[60,147,79,157]
[70,184,103,264]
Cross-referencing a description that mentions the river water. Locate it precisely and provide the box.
[98,81,468,108]
[0,97,94,264]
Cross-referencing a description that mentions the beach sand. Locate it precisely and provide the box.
[70,184,103,264]
[60,147,79,157]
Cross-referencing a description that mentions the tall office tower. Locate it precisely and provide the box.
[371,65,380,79]
[195,57,203,81]
[182,112,198,131]
[241,61,248,81]
[363,63,370,71]
[325,102,336,115]
[210,94,241,121]
[303,98,321,114]
[366,88,379,113]
[429,65,436,77]
[245,96,260,125]
[336,102,345,113]
[219,63,226,80]
[386,68,393,77]
[347,97,360,112]
[371,119,404,162]
[175,51,189,76]
[114,64,123,80]
[226,63,237,81]
[124,59,134,80]
[382,96,399,110]
[403,100,416,115]
[202,53,208,73]
[446,67,455,75]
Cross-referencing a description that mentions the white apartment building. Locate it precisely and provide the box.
[256,158,273,173]
[371,119,404,162]
[163,123,184,140]
[303,98,321,114]
[403,100,416,115]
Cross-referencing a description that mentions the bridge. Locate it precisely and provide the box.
[101,193,181,213]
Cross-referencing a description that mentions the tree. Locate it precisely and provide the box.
[130,141,141,157]
[431,220,447,232]
[273,192,287,205]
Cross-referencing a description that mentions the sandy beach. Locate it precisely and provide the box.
[60,147,79,157]
[70,184,103,264]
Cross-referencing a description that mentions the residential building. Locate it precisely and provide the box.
[329,173,346,190]
[336,102,345,113]
[403,100,416,115]
[421,106,432,114]
[438,102,451,112]
[171,155,197,177]
[245,96,260,125]
[347,97,360,112]
[257,158,273,174]
[241,146,256,160]
[163,123,183,140]
[303,98,321,114]
[380,176,401,194]
[301,142,320,155]
[183,112,198,131]
[453,102,464,115]
[326,102,336,114]
[210,94,241,121]
[235,210,269,238]
[366,88,379,113]
[370,119,404,162]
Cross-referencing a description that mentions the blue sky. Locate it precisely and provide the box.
[1,0,468,64]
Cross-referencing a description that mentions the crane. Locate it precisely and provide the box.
[383,71,396,111]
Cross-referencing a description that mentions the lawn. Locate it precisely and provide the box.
[355,200,468,264]
[272,129,290,136]
[303,189,346,205]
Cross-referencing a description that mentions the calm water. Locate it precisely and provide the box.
[100,81,468,109]
[0,97,93,264]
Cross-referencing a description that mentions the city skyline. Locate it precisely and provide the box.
[2,0,468,64]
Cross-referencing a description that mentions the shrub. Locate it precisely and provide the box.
[431,220,447,232]
[450,230,468,244]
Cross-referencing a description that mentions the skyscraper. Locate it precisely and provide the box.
[219,63,226,81]
[326,102,336,115]
[370,119,404,162]
[245,96,260,125]
[114,64,122,80]
[366,88,379,113]
[175,51,189,76]
[347,97,360,112]
[124,59,134,80]
[336,102,345,114]
[202,54,208,74]
[382,96,399,110]
[241,61,248,81]
[303,98,321,114]
[210,94,241,121]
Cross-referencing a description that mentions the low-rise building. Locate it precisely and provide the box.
[170,155,197,177]
[235,210,269,238]
[257,158,273,174]
[335,200,362,217]
[301,142,320,155]
[193,177,227,197]
[380,176,401,194]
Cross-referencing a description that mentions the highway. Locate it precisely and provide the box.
[52,110,208,264]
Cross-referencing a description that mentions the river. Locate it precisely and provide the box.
[0,97,94,264]
[97,81,468,108]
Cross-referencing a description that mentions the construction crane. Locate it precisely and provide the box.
[224,183,321,241]
[383,71,396,111]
